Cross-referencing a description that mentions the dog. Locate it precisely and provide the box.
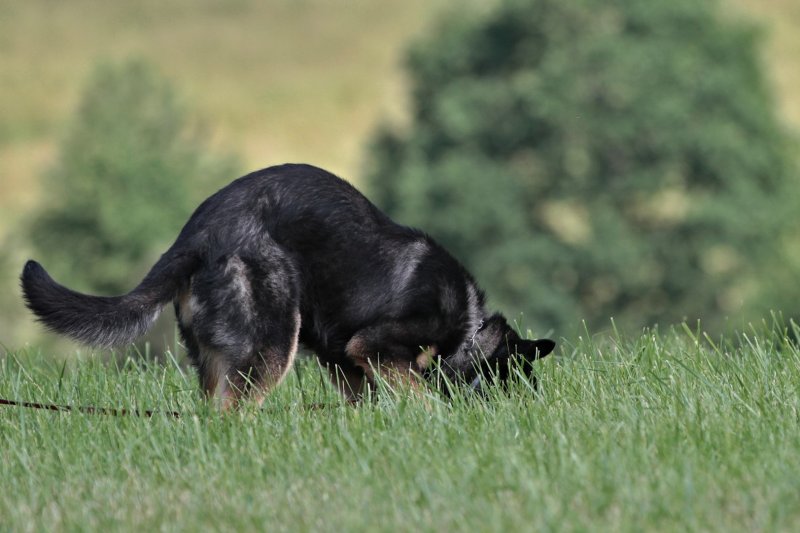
[21,164,554,407]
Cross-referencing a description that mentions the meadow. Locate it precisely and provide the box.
[2,322,799,531]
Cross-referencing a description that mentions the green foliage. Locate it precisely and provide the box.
[28,59,239,295]
[366,0,797,334]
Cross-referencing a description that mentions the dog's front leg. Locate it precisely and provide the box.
[344,322,439,397]
[322,356,372,402]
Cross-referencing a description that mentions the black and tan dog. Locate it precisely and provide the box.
[21,164,554,407]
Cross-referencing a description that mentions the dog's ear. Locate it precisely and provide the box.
[513,338,555,361]
[470,337,556,392]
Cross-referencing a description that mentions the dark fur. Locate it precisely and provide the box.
[21,164,555,404]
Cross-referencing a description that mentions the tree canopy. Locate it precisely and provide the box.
[366,0,797,334]
[29,59,239,295]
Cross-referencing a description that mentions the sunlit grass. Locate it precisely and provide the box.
[2,321,799,531]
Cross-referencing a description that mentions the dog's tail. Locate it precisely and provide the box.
[20,246,200,348]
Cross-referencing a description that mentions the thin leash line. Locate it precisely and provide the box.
[0,397,180,418]
[0,397,339,418]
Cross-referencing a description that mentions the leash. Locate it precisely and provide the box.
[0,397,341,418]
[0,397,181,418]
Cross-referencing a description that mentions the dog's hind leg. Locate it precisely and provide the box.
[222,308,301,407]
[189,247,301,409]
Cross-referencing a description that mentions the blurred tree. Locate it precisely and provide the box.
[366,0,797,334]
[28,59,239,295]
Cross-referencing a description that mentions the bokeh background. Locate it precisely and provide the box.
[1,0,798,351]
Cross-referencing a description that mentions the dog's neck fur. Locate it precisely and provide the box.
[441,312,509,379]
[466,313,509,358]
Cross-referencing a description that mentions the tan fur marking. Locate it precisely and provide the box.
[176,289,193,327]
[344,334,431,401]
[225,256,252,300]
[345,335,367,360]
[345,335,375,380]
[198,345,233,409]
[240,309,302,407]
[377,360,426,395]
[277,310,301,384]
[415,345,437,371]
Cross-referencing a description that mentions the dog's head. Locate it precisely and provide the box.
[443,313,555,394]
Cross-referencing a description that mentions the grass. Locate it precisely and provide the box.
[2,322,800,531]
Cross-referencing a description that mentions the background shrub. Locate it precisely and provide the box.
[366,0,798,335]
[28,59,239,296]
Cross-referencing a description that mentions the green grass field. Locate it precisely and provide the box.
[2,323,799,531]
